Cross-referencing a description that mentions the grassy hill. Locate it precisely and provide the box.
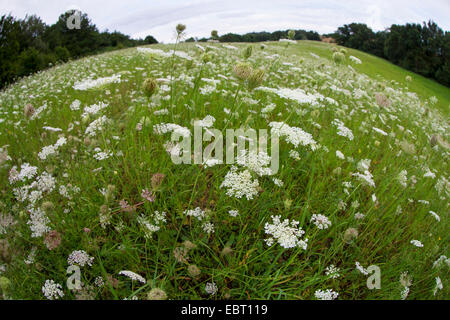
[0,40,448,300]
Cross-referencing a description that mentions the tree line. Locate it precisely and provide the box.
[330,21,449,86]
[185,29,321,43]
[0,11,158,89]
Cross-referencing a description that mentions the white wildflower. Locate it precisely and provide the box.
[410,240,423,248]
[42,280,64,300]
[325,265,340,279]
[315,289,338,300]
[264,215,308,249]
[336,150,345,160]
[355,261,369,275]
[220,166,259,200]
[310,214,331,230]
[332,119,353,141]
[228,210,239,217]
[205,282,218,295]
[27,208,51,238]
[67,250,94,267]
[119,270,146,284]
[433,277,443,296]
[269,121,317,149]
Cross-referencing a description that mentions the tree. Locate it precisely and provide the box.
[435,32,450,86]
[335,23,377,52]
[0,15,21,85]
[332,20,448,86]
[0,11,158,89]
[144,35,158,44]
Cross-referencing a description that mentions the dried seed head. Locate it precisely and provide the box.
[106,274,119,289]
[399,272,412,287]
[333,167,342,176]
[176,23,186,35]
[173,246,189,263]
[0,148,8,165]
[183,240,197,250]
[284,199,293,210]
[24,103,35,118]
[0,240,10,262]
[221,246,233,256]
[143,78,159,97]
[201,52,213,63]
[233,62,253,81]
[147,288,167,300]
[333,52,345,64]
[430,135,438,147]
[247,68,265,90]
[187,264,201,278]
[151,173,166,190]
[399,140,416,155]
[99,204,109,215]
[375,92,391,108]
[343,227,359,243]
[105,185,116,202]
[44,230,62,251]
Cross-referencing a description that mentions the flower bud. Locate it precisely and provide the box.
[143,78,159,97]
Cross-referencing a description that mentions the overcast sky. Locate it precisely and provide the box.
[1,0,449,43]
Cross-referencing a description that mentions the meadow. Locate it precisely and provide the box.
[0,37,448,300]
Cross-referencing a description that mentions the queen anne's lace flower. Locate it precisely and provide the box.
[314,289,338,300]
[349,55,362,64]
[269,122,317,150]
[137,211,166,239]
[325,265,340,279]
[398,170,408,188]
[310,214,331,230]
[228,210,239,217]
[259,87,323,106]
[85,116,109,136]
[73,74,121,90]
[42,280,64,300]
[38,145,57,160]
[353,171,375,187]
[433,255,450,268]
[332,119,354,141]
[153,123,191,138]
[410,240,423,247]
[264,215,308,249]
[9,163,38,184]
[220,166,259,200]
[336,150,345,159]
[68,250,94,267]
[184,207,214,235]
[27,208,51,238]
[195,115,216,127]
[236,150,272,176]
[205,282,218,295]
[81,102,108,119]
[119,270,146,284]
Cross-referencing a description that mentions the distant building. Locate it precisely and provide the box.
[321,36,336,43]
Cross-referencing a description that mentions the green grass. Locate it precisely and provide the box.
[0,39,448,300]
